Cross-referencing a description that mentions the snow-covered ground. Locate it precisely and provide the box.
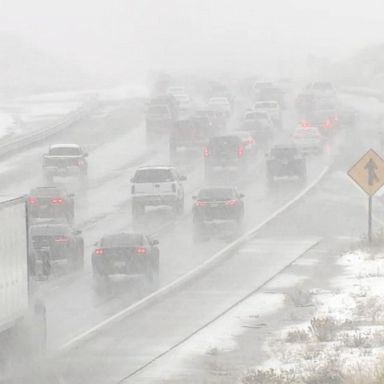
[0,85,148,142]
[251,246,384,383]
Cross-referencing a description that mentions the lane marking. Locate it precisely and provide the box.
[60,165,329,352]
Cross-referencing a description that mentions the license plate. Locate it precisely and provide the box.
[114,261,126,269]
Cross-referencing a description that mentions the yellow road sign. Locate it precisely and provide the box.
[348,149,384,196]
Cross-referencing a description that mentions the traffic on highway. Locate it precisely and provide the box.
[1,1,384,383]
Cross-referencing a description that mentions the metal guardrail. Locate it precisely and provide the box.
[0,97,99,158]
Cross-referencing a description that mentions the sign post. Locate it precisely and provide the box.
[348,149,384,244]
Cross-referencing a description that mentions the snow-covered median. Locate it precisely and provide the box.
[246,248,384,384]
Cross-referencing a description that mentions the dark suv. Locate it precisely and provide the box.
[27,186,75,224]
[204,135,248,179]
[92,233,159,287]
[29,223,84,271]
[169,118,208,159]
[266,145,306,186]
[192,187,244,240]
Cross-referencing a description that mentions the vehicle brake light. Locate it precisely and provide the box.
[224,199,237,206]
[55,236,69,242]
[300,120,310,128]
[194,200,206,207]
[51,197,63,205]
[322,118,332,129]
[203,146,209,157]
[237,145,244,157]
[28,196,37,205]
[94,248,103,255]
[135,247,146,254]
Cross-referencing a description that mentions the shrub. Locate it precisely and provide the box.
[309,317,339,342]
[242,368,298,384]
[286,329,311,343]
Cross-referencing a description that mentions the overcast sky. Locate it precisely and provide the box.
[1,0,384,83]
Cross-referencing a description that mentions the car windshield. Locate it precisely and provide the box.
[30,225,70,236]
[101,233,144,247]
[31,187,62,197]
[147,105,170,117]
[134,169,174,183]
[255,102,277,109]
[48,147,81,156]
[198,188,234,200]
[271,147,298,157]
[245,111,268,120]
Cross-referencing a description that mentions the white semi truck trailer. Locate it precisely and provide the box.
[0,196,46,374]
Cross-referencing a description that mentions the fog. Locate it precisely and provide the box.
[1,0,384,85]
[2,1,384,383]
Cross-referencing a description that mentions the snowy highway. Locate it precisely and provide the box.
[0,83,368,384]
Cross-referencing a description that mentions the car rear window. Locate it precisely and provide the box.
[271,147,298,157]
[198,188,235,200]
[101,233,143,247]
[49,147,81,156]
[209,136,240,148]
[134,169,175,183]
[31,187,62,197]
[255,102,277,109]
[30,225,70,236]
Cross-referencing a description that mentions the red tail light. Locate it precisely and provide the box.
[194,200,206,207]
[28,196,37,205]
[322,118,332,129]
[135,247,147,254]
[51,197,63,205]
[203,146,209,157]
[94,248,103,255]
[300,120,310,128]
[237,145,244,157]
[55,236,69,243]
[224,199,237,206]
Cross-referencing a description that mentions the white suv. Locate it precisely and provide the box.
[130,166,186,217]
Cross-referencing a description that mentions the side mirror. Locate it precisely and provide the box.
[73,230,82,236]
[192,195,197,200]
[239,193,245,198]
[152,239,159,246]
[179,175,187,181]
